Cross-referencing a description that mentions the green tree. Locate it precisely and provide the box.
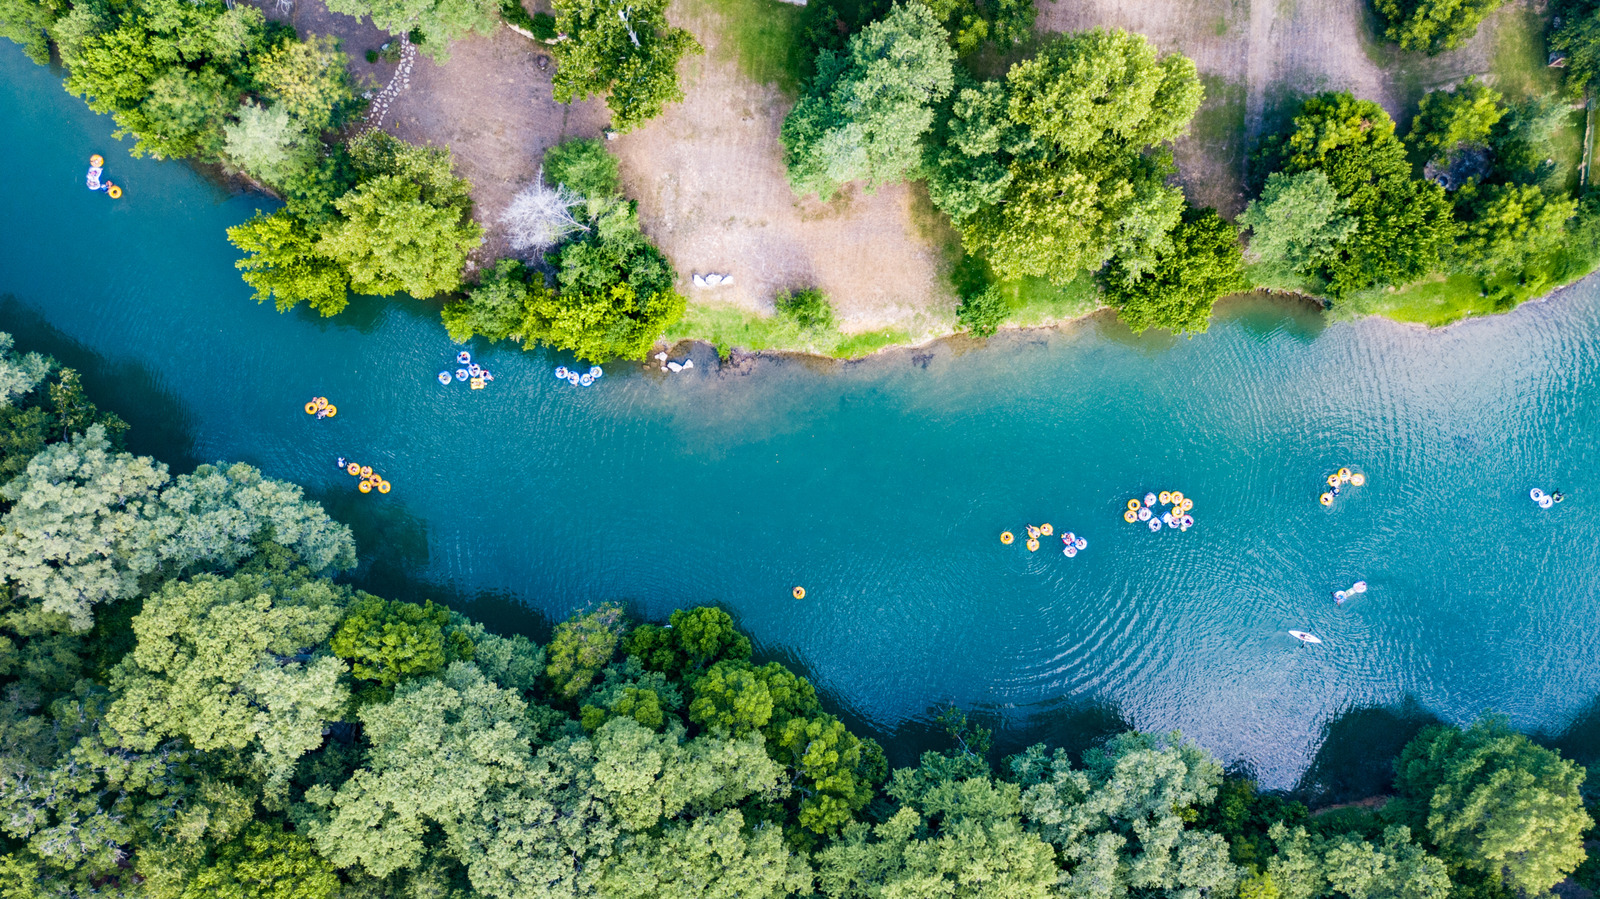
[1265,823,1451,899]
[318,174,483,299]
[181,824,338,899]
[781,2,956,199]
[1453,182,1577,274]
[255,35,356,132]
[1237,171,1356,283]
[599,810,813,899]
[228,210,351,316]
[0,0,60,63]
[1553,4,1600,93]
[1373,0,1505,54]
[223,103,315,188]
[105,572,351,792]
[916,0,1034,54]
[624,606,754,678]
[441,259,550,343]
[1265,93,1457,295]
[1103,207,1245,336]
[0,333,49,408]
[324,0,499,60]
[330,595,474,686]
[686,659,820,737]
[774,713,880,834]
[1395,718,1590,894]
[544,137,623,201]
[551,0,701,131]
[956,285,1010,336]
[1407,78,1505,160]
[545,602,628,699]
[776,288,837,331]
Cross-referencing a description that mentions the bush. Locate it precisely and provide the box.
[776,288,836,330]
[956,286,1009,336]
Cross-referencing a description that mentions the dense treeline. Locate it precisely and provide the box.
[1,330,1597,898]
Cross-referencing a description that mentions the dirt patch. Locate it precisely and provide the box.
[603,0,954,333]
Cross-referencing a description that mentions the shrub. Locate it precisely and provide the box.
[776,288,836,330]
[956,286,1009,336]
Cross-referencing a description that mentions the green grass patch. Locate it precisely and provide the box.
[1491,7,1560,103]
[1191,75,1248,147]
[994,275,1102,328]
[666,300,914,358]
[683,0,805,92]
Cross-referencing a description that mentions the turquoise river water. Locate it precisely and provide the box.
[4,45,1600,788]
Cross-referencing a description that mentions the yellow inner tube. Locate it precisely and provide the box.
[792,586,805,599]
[1000,531,1014,544]
[346,462,361,476]
[89,154,104,167]
[1040,523,1053,536]
[358,480,372,493]
[1180,498,1193,512]
[1337,467,1351,480]
[323,405,337,417]
[1026,538,1040,552]
[1124,510,1138,523]
[1026,526,1040,538]
[1350,473,1366,486]
[377,480,391,494]
[1127,499,1141,511]
[1327,474,1341,487]
[107,185,121,198]
[360,466,373,478]
[1320,493,1333,506]
[1159,491,1172,505]
[304,402,318,414]
[1170,491,1184,504]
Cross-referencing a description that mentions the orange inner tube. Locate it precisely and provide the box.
[792,586,805,599]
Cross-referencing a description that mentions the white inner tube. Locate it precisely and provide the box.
[1144,493,1157,507]
[437,372,451,384]
[579,374,594,386]
[1076,537,1087,550]
[1539,495,1554,509]
[1137,507,1152,521]
[567,373,580,385]
[1352,581,1367,593]
[590,366,603,378]
[1148,518,1162,532]
[455,369,468,381]
[555,367,568,378]
[1530,488,1546,501]
[1064,546,1077,558]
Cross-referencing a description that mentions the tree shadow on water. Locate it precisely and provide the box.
[1542,695,1600,768]
[1293,697,1443,806]
[0,295,200,468]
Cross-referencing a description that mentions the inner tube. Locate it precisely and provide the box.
[1064,546,1077,558]
[1182,515,1194,527]
[1144,493,1157,507]
[358,480,372,494]
[1039,523,1053,536]
[86,176,101,190]
[1530,488,1546,501]
[1352,581,1367,593]
[455,369,468,381]
[1127,499,1142,511]
[438,371,452,385]
[1539,495,1554,509]
[1026,538,1040,552]
[1180,499,1193,512]
[305,402,318,414]
[1334,591,1346,602]
[106,185,121,198]
[89,154,104,167]
[793,586,805,599]
[1123,510,1138,523]
[1338,468,1351,480]
[457,351,471,364]
[579,374,594,386]
[1554,492,1565,502]
[567,373,580,385]
[360,466,373,478]
[1000,531,1014,544]
[590,366,603,378]
[555,366,569,379]
[1159,491,1172,505]
[1137,507,1152,522]
[347,463,361,476]
[1148,518,1162,532]
[1076,537,1087,550]
[1026,526,1040,539]
[1171,492,1184,505]
[1320,493,1333,506]
[1350,473,1366,486]
[468,365,481,377]
[378,480,391,494]
[1327,474,1341,487]
[323,405,336,417]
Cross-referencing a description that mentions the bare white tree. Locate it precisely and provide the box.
[499,168,590,259]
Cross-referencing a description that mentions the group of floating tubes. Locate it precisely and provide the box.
[303,396,337,418]
[1530,487,1564,509]
[1000,523,1090,558]
[1122,491,1195,532]
[342,459,391,495]
[554,365,605,387]
[1333,580,1368,603]
[1319,468,1366,506]
[437,350,495,390]
[86,154,120,198]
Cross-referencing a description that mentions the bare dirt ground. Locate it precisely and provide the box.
[1035,0,1511,214]
[603,2,953,330]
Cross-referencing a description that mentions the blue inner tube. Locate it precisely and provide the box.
[590,366,603,378]
[455,369,468,381]
[579,374,594,386]
[457,351,471,364]
[567,373,580,385]
[555,366,569,379]
[437,372,451,385]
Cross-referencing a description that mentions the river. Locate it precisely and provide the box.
[4,44,1599,789]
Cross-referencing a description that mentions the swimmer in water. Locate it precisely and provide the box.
[337,457,346,468]
[1553,491,1565,502]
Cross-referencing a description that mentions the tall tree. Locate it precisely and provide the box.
[1103,207,1245,335]
[1373,0,1505,54]
[551,0,701,132]
[324,0,499,60]
[781,1,956,199]
[1237,171,1357,283]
